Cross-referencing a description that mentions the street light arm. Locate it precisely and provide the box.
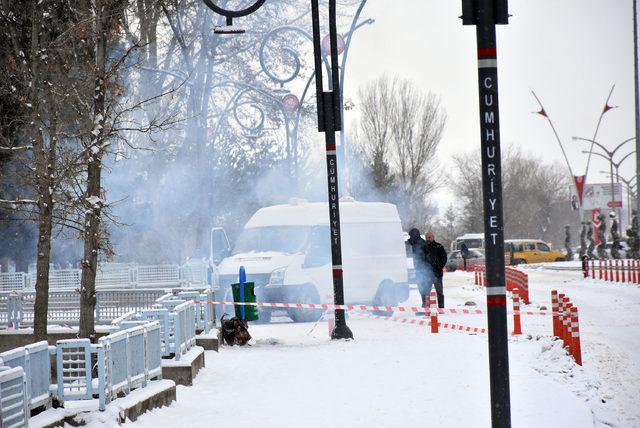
[573,136,612,156]
[611,137,636,157]
[582,150,611,163]
[615,150,636,168]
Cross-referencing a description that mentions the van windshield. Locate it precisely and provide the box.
[233,226,313,255]
[457,239,483,249]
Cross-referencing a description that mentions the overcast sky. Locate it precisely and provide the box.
[341,0,636,211]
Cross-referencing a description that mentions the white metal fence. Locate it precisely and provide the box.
[0,285,209,424]
[1,289,170,328]
[0,366,29,428]
[1,261,210,292]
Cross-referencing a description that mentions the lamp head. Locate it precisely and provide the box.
[214,25,245,34]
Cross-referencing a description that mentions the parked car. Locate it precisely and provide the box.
[446,249,484,272]
[505,239,565,264]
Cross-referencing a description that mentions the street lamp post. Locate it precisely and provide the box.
[599,171,637,224]
[573,136,635,218]
[310,0,353,339]
[532,85,616,224]
[204,0,353,340]
[461,1,511,426]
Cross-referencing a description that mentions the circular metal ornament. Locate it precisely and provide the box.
[322,34,345,56]
[282,94,300,114]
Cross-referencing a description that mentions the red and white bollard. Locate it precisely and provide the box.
[565,302,573,354]
[570,306,583,366]
[615,260,620,283]
[558,294,566,344]
[562,296,570,348]
[430,290,438,334]
[635,260,639,284]
[591,259,595,279]
[621,260,626,283]
[609,259,614,281]
[551,290,560,337]
[512,290,522,335]
[599,259,603,280]
[604,260,609,281]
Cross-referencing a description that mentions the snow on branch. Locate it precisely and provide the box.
[0,199,38,208]
[0,146,33,153]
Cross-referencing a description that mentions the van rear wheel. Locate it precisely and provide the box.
[372,280,397,316]
[288,284,323,323]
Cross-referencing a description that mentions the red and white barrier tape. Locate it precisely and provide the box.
[371,315,487,334]
[195,300,555,316]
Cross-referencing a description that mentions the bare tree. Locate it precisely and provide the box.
[75,0,180,338]
[354,75,447,227]
[449,146,570,240]
[0,0,88,340]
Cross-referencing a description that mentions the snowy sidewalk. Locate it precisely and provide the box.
[120,318,593,428]
[65,269,636,427]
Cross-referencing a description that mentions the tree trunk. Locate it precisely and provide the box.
[31,0,58,340]
[78,158,101,339]
[79,2,107,339]
[33,192,53,341]
[33,124,57,341]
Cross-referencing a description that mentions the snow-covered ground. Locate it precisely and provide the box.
[74,266,638,428]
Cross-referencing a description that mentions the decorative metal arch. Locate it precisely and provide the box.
[201,0,266,18]
[202,0,267,31]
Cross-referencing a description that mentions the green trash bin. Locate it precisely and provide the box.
[231,282,259,321]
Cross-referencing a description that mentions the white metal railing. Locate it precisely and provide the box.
[0,366,29,428]
[0,341,55,411]
[3,289,169,328]
[112,297,198,361]
[28,269,81,290]
[1,262,208,293]
[99,322,163,401]
[0,272,27,292]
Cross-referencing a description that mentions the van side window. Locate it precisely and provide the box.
[537,243,550,252]
[525,242,535,251]
[305,227,330,267]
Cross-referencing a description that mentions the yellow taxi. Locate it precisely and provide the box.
[505,239,565,264]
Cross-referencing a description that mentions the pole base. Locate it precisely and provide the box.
[330,323,354,340]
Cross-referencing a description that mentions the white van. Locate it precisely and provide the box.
[212,198,409,322]
[451,233,484,251]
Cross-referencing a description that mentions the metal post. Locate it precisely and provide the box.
[634,0,640,240]
[462,1,511,426]
[311,0,352,340]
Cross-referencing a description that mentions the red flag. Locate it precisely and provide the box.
[592,209,602,246]
[536,108,548,117]
[603,103,615,114]
[574,175,586,204]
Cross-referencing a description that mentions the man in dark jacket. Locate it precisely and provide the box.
[424,231,448,308]
[407,228,434,309]
[460,242,469,270]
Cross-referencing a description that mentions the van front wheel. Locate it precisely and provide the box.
[372,280,397,316]
[288,284,323,323]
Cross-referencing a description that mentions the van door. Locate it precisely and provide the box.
[210,227,231,265]
[301,226,332,300]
